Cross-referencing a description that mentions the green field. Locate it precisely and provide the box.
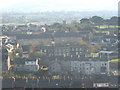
[109,59,120,62]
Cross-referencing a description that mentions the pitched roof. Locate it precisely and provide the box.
[14,58,36,64]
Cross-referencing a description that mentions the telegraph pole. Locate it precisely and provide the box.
[51,31,55,57]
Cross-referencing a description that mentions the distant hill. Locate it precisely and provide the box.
[1,11,118,24]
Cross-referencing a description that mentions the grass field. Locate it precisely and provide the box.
[0,22,46,26]
[109,59,120,62]
[96,25,119,29]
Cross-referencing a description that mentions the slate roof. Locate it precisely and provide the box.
[102,35,118,39]
[54,31,80,37]
[5,31,84,39]
[2,78,14,88]
[22,45,29,51]
[2,48,8,60]
[16,34,52,39]
[5,42,18,46]
[14,58,36,65]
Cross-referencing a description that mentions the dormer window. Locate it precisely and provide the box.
[25,61,37,65]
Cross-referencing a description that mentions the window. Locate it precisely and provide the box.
[76,48,78,51]
[52,67,55,70]
[44,49,46,52]
[75,67,77,69]
[17,65,19,67]
[101,67,106,73]
[66,49,68,52]
[66,53,69,56]
[40,50,42,52]
[76,52,78,55]
[79,48,81,51]
[59,52,61,56]
[72,48,74,51]
[63,49,65,52]
[75,63,77,66]
[47,49,49,52]
[63,54,66,57]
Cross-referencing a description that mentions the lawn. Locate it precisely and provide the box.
[109,59,120,62]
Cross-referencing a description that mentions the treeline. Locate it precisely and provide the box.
[80,16,118,28]
[2,15,119,32]
[48,16,118,32]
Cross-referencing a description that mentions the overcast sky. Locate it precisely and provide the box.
[0,0,119,12]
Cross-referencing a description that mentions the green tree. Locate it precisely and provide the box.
[28,44,36,58]
[2,71,13,78]
[34,51,46,58]
[29,44,36,53]
[90,16,104,28]
[52,22,62,28]
[104,19,111,28]
[80,18,91,24]
[87,44,101,53]
[109,16,118,27]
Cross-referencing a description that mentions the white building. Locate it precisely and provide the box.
[14,58,39,72]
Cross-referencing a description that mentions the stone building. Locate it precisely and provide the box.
[48,59,70,74]
[70,61,109,75]
[36,45,87,57]
[2,48,11,71]
[13,58,39,72]
[48,59,109,75]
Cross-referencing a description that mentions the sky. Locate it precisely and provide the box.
[0,0,119,12]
